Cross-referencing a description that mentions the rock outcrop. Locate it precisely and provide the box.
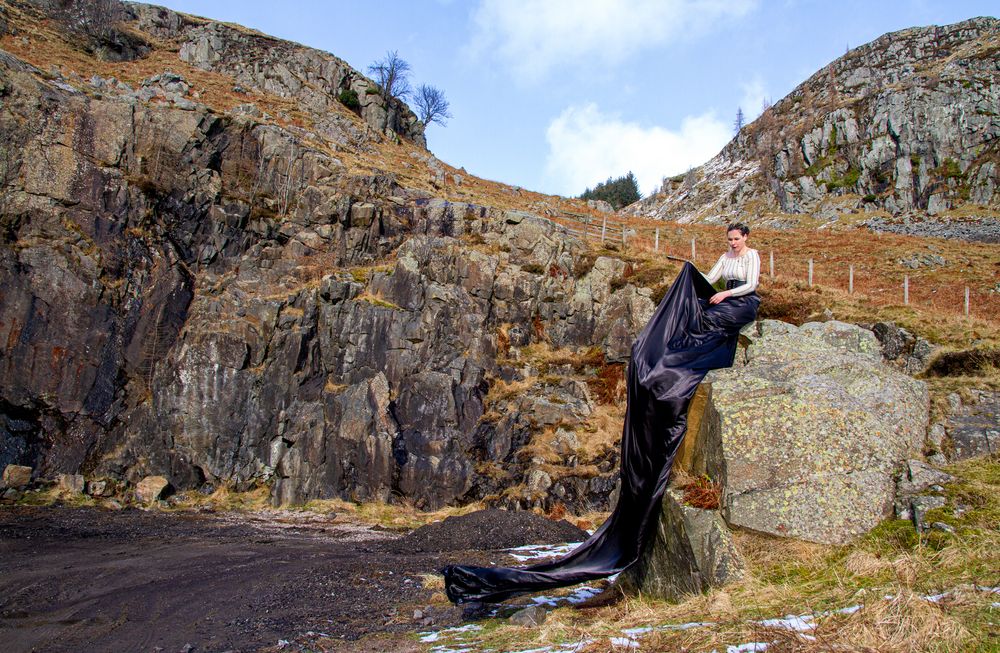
[132,3,426,146]
[627,17,1000,239]
[934,390,1000,461]
[0,11,656,510]
[621,489,743,600]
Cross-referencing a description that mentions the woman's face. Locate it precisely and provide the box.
[727,229,747,253]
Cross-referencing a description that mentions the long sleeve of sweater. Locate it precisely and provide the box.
[704,255,725,284]
[727,249,760,296]
[701,250,760,296]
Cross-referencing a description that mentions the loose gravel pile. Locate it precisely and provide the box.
[389,509,588,553]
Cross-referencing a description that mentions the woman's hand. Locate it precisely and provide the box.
[709,290,732,305]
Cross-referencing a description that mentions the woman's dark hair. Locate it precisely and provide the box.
[726,222,750,236]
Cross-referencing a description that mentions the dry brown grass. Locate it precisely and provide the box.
[807,588,970,652]
[679,475,722,510]
[575,403,626,462]
[168,484,273,511]
[301,497,485,530]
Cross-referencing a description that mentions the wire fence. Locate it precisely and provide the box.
[548,211,992,320]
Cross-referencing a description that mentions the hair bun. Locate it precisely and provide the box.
[726,222,750,236]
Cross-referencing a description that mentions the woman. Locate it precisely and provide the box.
[699,222,761,356]
[442,223,761,605]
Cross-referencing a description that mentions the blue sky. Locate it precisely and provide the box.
[155,1,997,198]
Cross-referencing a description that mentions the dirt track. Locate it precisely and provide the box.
[0,505,577,652]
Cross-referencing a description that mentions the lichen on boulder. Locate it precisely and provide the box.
[696,319,928,545]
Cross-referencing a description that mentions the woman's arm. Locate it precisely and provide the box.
[703,255,725,284]
[726,250,761,297]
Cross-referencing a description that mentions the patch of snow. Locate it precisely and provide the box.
[727,643,769,653]
[508,641,594,653]
[664,620,715,630]
[622,626,653,636]
[527,584,600,607]
[530,594,560,607]
[610,637,640,649]
[567,585,601,604]
[758,614,815,632]
[419,624,482,643]
[506,542,580,562]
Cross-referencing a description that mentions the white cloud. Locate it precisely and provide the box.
[469,0,758,81]
[543,103,731,196]
[738,75,770,120]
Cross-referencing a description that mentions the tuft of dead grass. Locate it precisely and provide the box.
[679,475,722,510]
[575,403,626,461]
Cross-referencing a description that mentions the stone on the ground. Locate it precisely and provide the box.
[897,459,953,496]
[87,479,115,497]
[952,427,999,459]
[509,604,547,627]
[869,321,937,374]
[57,474,86,494]
[910,495,947,532]
[2,465,32,489]
[136,476,171,503]
[685,320,927,545]
[938,390,1000,461]
[928,423,946,450]
[894,459,953,521]
[619,490,743,600]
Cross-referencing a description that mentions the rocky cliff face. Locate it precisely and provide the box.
[0,1,655,509]
[628,17,1000,238]
[0,1,955,530]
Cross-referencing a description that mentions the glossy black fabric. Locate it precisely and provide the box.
[442,262,759,604]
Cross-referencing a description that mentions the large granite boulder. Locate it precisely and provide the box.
[685,320,928,545]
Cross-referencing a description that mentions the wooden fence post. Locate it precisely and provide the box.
[601,217,607,244]
[691,238,696,261]
[904,275,909,305]
[654,228,659,252]
[849,265,854,294]
[965,287,970,316]
[769,250,774,277]
[808,259,813,286]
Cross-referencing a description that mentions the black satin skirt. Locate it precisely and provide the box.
[442,262,759,604]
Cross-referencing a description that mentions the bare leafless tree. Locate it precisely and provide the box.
[54,0,126,38]
[367,50,412,132]
[368,51,410,101]
[414,84,452,127]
